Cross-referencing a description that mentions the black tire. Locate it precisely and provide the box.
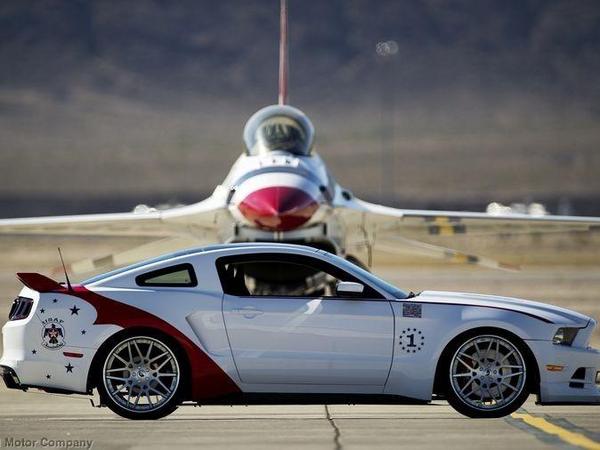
[97,333,185,420]
[444,332,531,418]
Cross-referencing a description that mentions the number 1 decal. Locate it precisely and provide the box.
[399,328,425,353]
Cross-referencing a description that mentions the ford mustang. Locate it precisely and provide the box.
[1,243,599,419]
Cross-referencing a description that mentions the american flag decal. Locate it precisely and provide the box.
[403,303,422,318]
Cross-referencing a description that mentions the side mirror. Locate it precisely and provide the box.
[336,281,364,297]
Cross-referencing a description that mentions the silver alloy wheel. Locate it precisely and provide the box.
[102,336,180,413]
[449,335,526,411]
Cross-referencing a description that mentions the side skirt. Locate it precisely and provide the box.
[193,393,431,406]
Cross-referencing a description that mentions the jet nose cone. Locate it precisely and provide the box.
[238,186,319,231]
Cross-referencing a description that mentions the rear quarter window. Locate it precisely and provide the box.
[135,263,198,287]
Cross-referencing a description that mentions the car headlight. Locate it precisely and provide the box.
[552,327,579,346]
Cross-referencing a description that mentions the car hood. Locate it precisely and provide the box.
[413,290,591,327]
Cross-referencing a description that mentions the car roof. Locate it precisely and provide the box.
[82,242,318,285]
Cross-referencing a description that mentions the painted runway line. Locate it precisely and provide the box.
[510,411,600,450]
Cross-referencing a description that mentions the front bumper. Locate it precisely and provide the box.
[527,340,600,404]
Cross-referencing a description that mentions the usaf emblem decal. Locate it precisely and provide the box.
[41,318,65,350]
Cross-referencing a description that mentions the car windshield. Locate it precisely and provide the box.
[319,251,409,299]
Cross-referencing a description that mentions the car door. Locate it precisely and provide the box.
[219,252,394,386]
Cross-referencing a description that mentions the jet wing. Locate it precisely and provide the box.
[336,196,600,269]
[338,197,600,238]
[0,192,231,275]
[0,209,169,237]
[0,192,228,238]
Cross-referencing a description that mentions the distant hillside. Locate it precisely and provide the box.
[2,0,600,104]
[0,0,599,216]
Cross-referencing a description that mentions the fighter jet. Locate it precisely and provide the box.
[1,0,599,275]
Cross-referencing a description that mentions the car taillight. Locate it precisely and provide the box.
[8,297,33,321]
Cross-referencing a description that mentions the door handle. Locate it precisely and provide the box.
[233,306,264,319]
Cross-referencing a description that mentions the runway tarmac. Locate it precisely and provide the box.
[0,386,599,450]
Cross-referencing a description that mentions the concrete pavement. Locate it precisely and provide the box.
[0,386,598,450]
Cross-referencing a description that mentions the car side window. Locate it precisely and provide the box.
[136,263,198,287]
[216,254,383,299]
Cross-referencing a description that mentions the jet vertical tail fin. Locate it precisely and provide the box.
[278,0,289,105]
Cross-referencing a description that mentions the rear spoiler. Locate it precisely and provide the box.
[17,273,63,292]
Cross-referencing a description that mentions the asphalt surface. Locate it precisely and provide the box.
[0,386,599,450]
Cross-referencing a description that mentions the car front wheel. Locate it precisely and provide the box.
[98,335,184,420]
[446,334,530,418]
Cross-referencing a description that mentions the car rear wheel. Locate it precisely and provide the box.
[98,335,183,420]
[446,334,529,418]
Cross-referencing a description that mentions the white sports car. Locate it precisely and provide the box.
[1,243,599,419]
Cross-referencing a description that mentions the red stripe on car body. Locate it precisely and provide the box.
[18,274,240,401]
[71,285,241,401]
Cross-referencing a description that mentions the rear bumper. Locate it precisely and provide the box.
[1,317,95,395]
[527,340,600,404]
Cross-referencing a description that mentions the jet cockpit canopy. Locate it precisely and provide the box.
[243,105,315,156]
